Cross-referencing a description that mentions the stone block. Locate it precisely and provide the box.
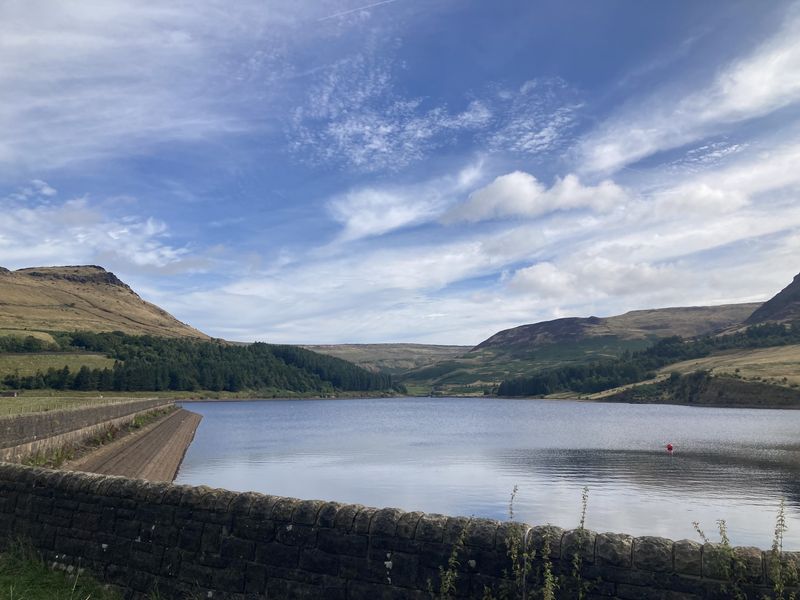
[317,529,369,557]
[254,541,299,568]
[464,518,498,549]
[276,522,317,547]
[443,516,470,545]
[734,546,763,583]
[221,536,256,561]
[371,508,404,537]
[353,507,377,535]
[673,539,702,576]
[527,524,564,559]
[396,511,423,540]
[294,499,325,525]
[415,514,447,543]
[562,528,596,564]
[634,536,673,572]
[300,548,341,576]
[333,504,362,532]
[272,497,300,522]
[228,491,258,515]
[266,578,323,599]
[316,502,345,528]
[245,562,267,594]
[596,532,633,567]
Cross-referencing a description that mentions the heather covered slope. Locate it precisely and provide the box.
[0,265,207,339]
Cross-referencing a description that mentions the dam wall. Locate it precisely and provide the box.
[0,399,173,462]
[0,463,797,599]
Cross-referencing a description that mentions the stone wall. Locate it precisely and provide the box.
[0,399,172,450]
[0,463,796,599]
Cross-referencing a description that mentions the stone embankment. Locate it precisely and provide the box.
[67,408,202,481]
[0,398,173,463]
[0,463,796,599]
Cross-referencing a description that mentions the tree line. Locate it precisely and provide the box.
[1,331,399,394]
[498,322,800,396]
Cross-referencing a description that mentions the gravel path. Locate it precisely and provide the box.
[68,408,202,482]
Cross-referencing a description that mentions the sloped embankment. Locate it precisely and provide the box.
[67,408,201,481]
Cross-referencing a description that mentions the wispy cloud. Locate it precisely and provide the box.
[317,0,404,22]
[289,61,581,172]
[577,6,800,175]
[289,53,492,172]
[0,0,310,171]
[484,78,582,156]
[0,183,201,274]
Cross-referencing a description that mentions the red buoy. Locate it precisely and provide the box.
[666,443,674,454]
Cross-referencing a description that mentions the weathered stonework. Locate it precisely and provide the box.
[0,398,173,460]
[0,463,797,599]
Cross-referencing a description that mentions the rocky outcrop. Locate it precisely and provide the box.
[16,265,131,289]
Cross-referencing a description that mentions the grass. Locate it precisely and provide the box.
[0,539,120,600]
[659,344,800,388]
[0,395,153,417]
[0,387,403,417]
[0,353,115,379]
[0,330,56,344]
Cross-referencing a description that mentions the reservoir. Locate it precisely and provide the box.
[176,397,800,548]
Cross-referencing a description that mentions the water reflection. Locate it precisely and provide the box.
[176,398,800,548]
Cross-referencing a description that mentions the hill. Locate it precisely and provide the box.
[476,304,760,353]
[746,272,800,325]
[0,265,207,339]
[302,343,470,375]
[399,303,760,394]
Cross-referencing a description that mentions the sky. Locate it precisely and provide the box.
[1,0,800,345]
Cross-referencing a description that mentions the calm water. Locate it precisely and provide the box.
[176,398,800,548]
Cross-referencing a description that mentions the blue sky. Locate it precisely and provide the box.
[1,0,800,345]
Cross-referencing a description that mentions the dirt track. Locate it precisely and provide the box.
[67,408,201,482]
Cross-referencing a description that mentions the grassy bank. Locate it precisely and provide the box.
[0,540,120,600]
[0,388,405,416]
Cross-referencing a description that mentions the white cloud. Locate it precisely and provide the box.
[577,7,800,174]
[443,171,627,223]
[328,160,484,241]
[509,258,677,301]
[0,188,199,274]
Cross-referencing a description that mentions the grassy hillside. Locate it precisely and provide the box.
[658,344,800,388]
[303,343,470,375]
[0,265,207,339]
[399,304,759,394]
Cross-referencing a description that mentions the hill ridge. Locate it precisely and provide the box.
[0,265,207,339]
[745,272,800,325]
